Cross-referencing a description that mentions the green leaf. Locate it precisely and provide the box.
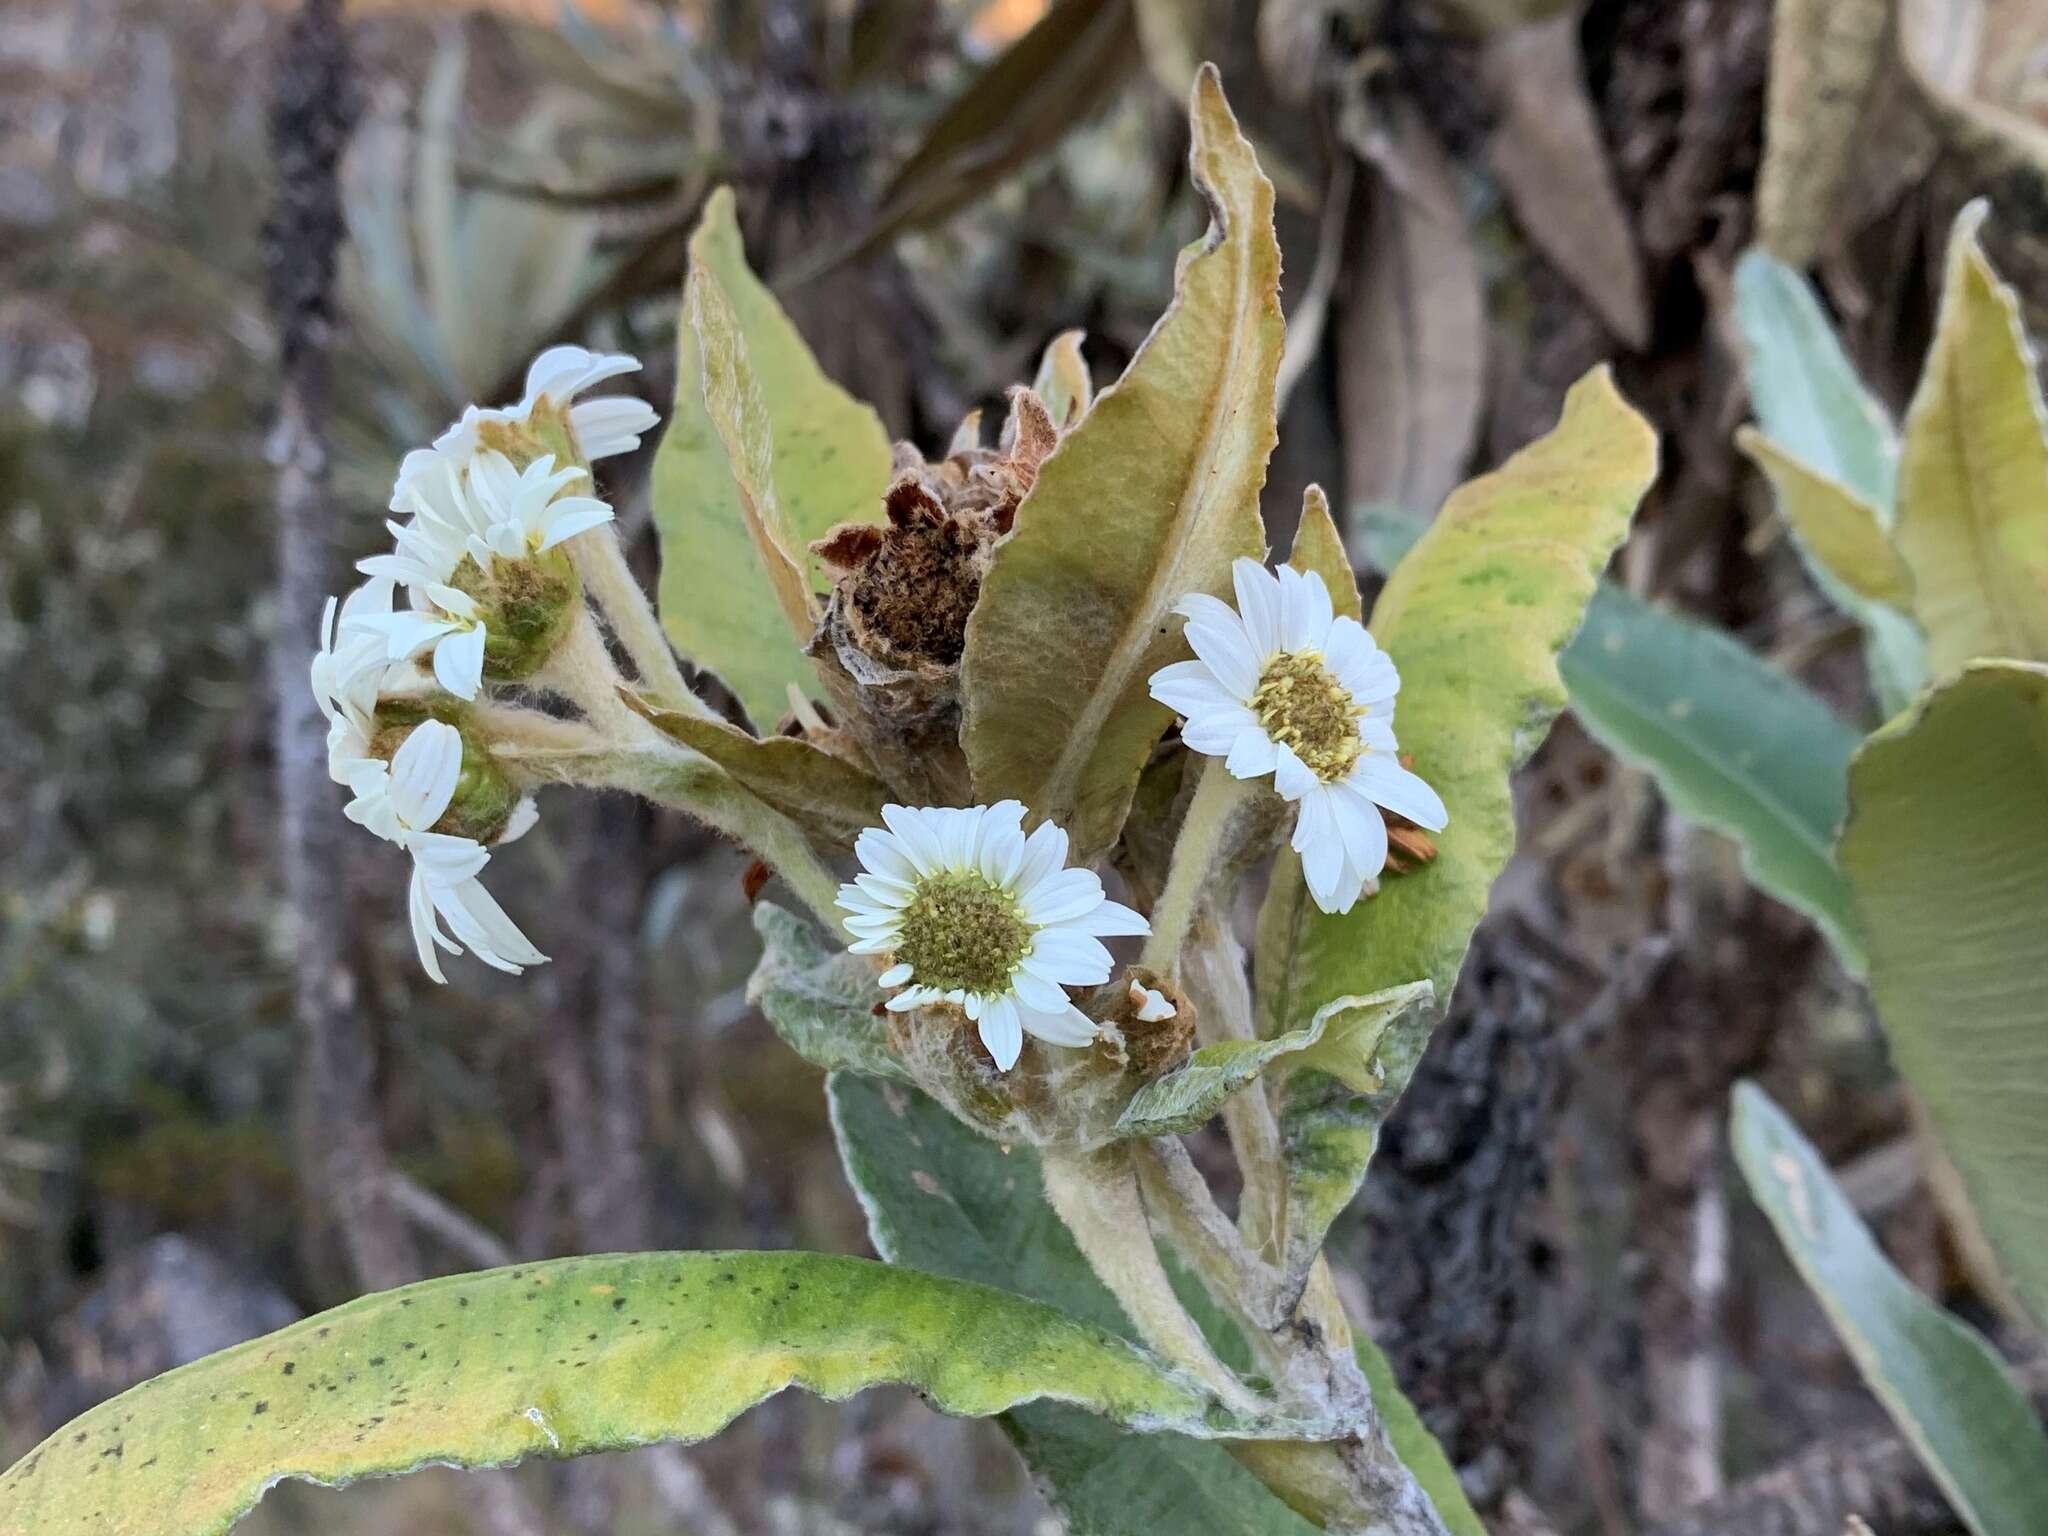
[748,903,912,1082]
[0,1251,1255,1536]
[962,66,1280,859]
[828,1073,1482,1536]
[1731,250,1925,715]
[622,688,887,852]
[1840,660,2048,1327]
[1274,990,1439,1288]
[1264,370,1657,1030]
[1732,1081,2048,1536]
[1895,203,2048,677]
[1561,582,1867,971]
[653,187,892,728]
[1111,984,1430,1140]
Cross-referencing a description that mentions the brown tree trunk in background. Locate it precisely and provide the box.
[262,0,417,1294]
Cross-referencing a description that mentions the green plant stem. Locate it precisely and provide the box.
[571,528,712,719]
[1181,914,1288,1262]
[1142,756,1259,971]
[1038,1144,1263,1416]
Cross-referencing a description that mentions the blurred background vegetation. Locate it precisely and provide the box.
[3,0,2044,1531]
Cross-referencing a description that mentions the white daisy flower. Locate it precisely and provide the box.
[311,576,397,789]
[341,720,547,984]
[837,802,1149,1072]
[391,345,659,511]
[1148,558,1447,917]
[354,450,609,701]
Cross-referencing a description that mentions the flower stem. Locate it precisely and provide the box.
[1141,757,1259,972]
[570,528,712,719]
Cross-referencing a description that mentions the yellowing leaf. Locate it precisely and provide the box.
[962,66,1280,857]
[1284,485,1362,623]
[0,1252,1257,1536]
[1739,428,1915,610]
[1895,204,2048,676]
[1263,369,1657,1027]
[653,188,892,728]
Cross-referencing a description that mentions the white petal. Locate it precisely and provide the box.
[1224,725,1280,780]
[359,610,461,662]
[1182,704,1261,757]
[407,830,491,884]
[1019,867,1105,926]
[854,827,918,885]
[978,819,1026,888]
[1016,1000,1099,1049]
[1328,783,1391,885]
[878,962,914,987]
[1021,932,1112,986]
[854,871,915,907]
[1011,967,1071,1014]
[408,867,452,984]
[1069,898,1149,938]
[1279,564,1335,650]
[432,623,487,701]
[1324,618,1396,701]
[1293,793,1354,914]
[1350,755,1448,831]
[978,998,1025,1072]
[1184,616,1263,699]
[570,395,661,459]
[880,804,945,874]
[534,501,615,553]
[1271,744,1319,802]
[497,796,540,845]
[1013,821,1070,897]
[436,878,547,971]
[1232,558,1283,656]
[388,720,464,830]
[1149,658,1248,716]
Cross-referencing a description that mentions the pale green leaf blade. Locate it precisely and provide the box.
[1733,1081,2048,1536]
[1270,370,1657,1028]
[1732,248,1898,511]
[828,1073,1483,1536]
[1895,204,2048,676]
[1732,249,1925,713]
[1562,582,1866,971]
[0,1251,1251,1536]
[653,187,892,727]
[622,688,887,852]
[1840,660,2048,1327]
[1033,328,1094,431]
[962,66,1280,858]
[748,903,911,1083]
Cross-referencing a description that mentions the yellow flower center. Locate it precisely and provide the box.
[1250,650,1364,782]
[895,870,1034,996]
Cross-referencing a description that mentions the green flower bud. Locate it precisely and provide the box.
[446,547,580,683]
[368,709,520,846]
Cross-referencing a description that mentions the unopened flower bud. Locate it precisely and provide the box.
[369,708,521,846]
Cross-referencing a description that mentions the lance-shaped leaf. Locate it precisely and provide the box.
[1733,1081,2048,1536]
[1033,329,1094,430]
[962,66,1279,858]
[1562,582,1866,971]
[1112,983,1430,1141]
[0,1250,1264,1536]
[622,688,887,852]
[1285,485,1361,621]
[1840,660,2048,1328]
[653,187,891,727]
[1259,371,1656,1032]
[1732,249,1925,715]
[1737,430,1914,610]
[748,903,912,1083]
[1895,205,2048,677]
[827,1072,1485,1536]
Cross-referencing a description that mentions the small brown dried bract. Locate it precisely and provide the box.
[1382,816,1438,875]
[1111,968,1196,1079]
[741,859,773,903]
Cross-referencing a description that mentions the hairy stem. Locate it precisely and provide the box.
[571,528,709,718]
[1142,757,1258,971]
[1180,914,1289,1262]
[1039,1145,1262,1415]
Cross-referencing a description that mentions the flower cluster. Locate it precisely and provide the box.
[311,346,660,981]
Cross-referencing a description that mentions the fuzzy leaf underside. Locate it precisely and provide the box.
[748,902,912,1082]
[1839,661,2048,1330]
[1260,369,1657,1033]
[653,187,892,728]
[0,1252,1247,1536]
[623,689,888,851]
[1895,205,2048,679]
[1733,1082,2048,1536]
[826,1073,1484,1536]
[961,65,1279,859]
